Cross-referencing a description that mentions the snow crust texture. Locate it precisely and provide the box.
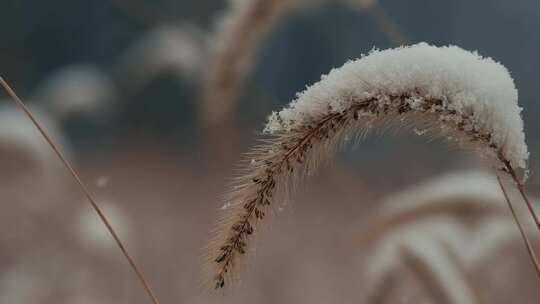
[265,43,528,174]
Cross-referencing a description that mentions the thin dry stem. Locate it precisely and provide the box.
[504,162,540,230]
[0,77,160,304]
[496,175,540,280]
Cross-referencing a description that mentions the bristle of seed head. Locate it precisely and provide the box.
[205,43,529,289]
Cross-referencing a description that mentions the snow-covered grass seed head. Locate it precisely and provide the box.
[265,43,528,176]
[206,43,529,289]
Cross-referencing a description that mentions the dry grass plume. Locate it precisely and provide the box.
[206,91,528,288]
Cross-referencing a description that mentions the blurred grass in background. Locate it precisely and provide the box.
[1,0,540,303]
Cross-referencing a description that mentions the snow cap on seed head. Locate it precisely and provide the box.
[265,43,528,176]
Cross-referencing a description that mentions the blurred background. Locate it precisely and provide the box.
[1,0,540,303]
